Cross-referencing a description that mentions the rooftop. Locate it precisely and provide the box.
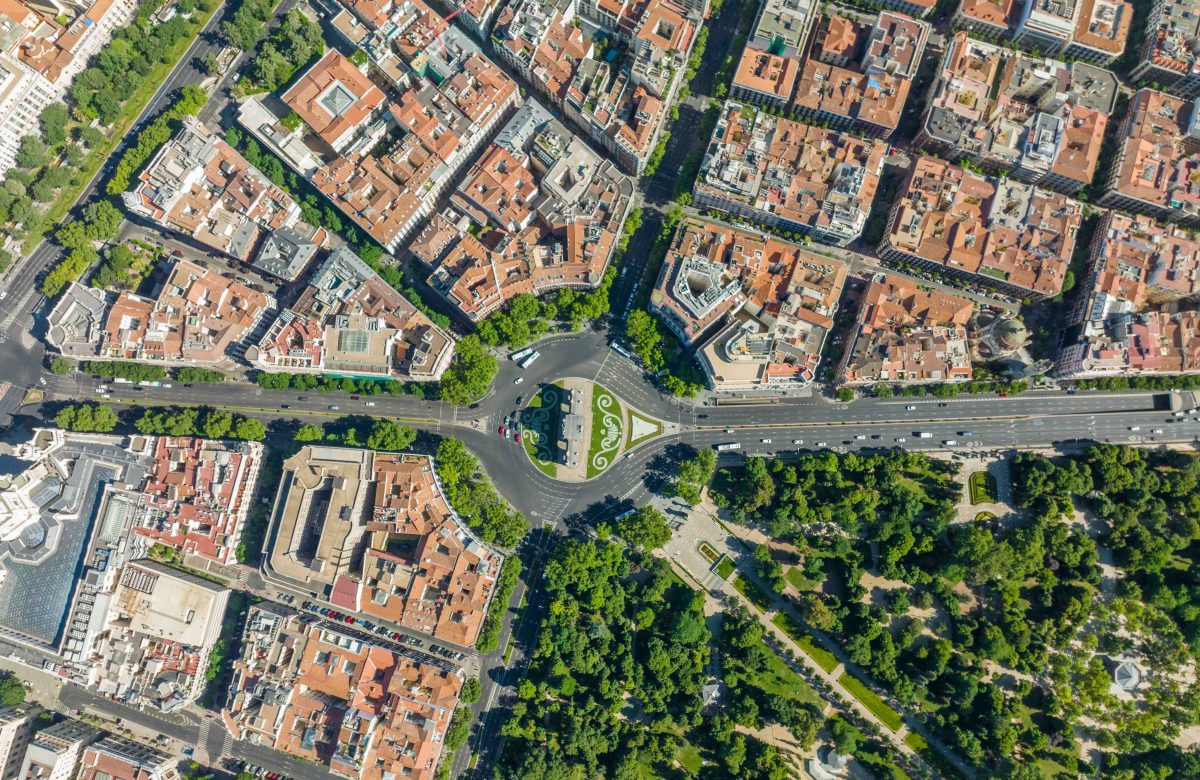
[885,155,1083,297]
[1104,88,1200,218]
[841,274,975,384]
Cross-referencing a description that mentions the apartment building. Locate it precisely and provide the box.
[0,707,32,780]
[649,217,848,389]
[953,0,1021,36]
[239,0,519,252]
[493,0,697,174]
[694,101,886,247]
[263,447,503,648]
[250,247,454,382]
[122,116,303,261]
[729,0,815,107]
[917,32,1118,193]
[1013,0,1080,54]
[1098,88,1200,227]
[793,10,929,138]
[0,0,137,173]
[1065,0,1132,65]
[77,737,178,780]
[1056,210,1200,378]
[1130,0,1200,99]
[223,603,461,780]
[16,721,97,780]
[412,102,635,322]
[879,155,1083,301]
[838,274,976,385]
[87,560,230,711]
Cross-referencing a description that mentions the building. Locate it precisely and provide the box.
[1065,0,1133,65]
[44,283,109,359]
[694,102,885,247]
[443,0,505,38]
[493,0,697,174]
[917,33,1118,193]
[249,247,454,382]
[249,225,325,281]
[16,720,97,780]
[223,603,461,780]
[129,437,263,565]
[240,2,520,252]
[0,0,138,174]
[1130,0,1200,98]
[0,707,32,780]
[792,11,929,138]
[838,274,975,385]
[94,258,274,366]
[649,217,848,389]
[122,116,304,261]
[264,448,502,648]
[1056,210,1200,379]
[879,155,1083,300]
[729,0,816,107]
[1098,88,1200,227]
[878,0,935,18]
[953,0,1020,36]
[411,102,635,321]
[1013,0,1081,54]
[76,736,179,780]
[87,559,230,710]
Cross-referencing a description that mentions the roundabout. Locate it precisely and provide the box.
[518,377,662,482]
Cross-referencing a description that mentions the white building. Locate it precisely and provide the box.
[16,720,97,780]
[0,707,32,780]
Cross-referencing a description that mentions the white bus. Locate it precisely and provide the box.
[610,342,634,360]
[510,347,534,363]
[520,351,541,369]
[715,442,742,452]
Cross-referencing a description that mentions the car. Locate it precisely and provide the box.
[792,439,803,445]
[1129,426,1140,431]
[816,441,827,447]
[999,392,1009,397]
[515,433,522,443]
[344,615,355,623]
[364,401,376,407]
[516,395,524,405]
[761,438,772,444]
[895,437,906,443]
[1152,428,1164,434]
[280,404,290,409]
[329,405,339,411]
[514,377,524,385]
[351,395,361,400]
[854,434,866,440]
[960,431,974,437]
[298,396,308,401]
[38,377,46,386]
[938,402,948,407]
[724,429,735,434]
[905,405,916,411]
[498,425,506,436]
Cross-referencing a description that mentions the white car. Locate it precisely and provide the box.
[364,401,376,407]
[724,429,735,434]
[761,438,772,444]
[1152,428,1164,434]
[514,377,524,385]
[1129,426,1140,431]
[905,405,916,411]
[816,441,827,447]
[895,437,906,443]
[792,439,803,445]
[854,434,866,440]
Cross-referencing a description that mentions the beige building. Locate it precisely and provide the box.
[16,720,97,780]
[0,707,32,780]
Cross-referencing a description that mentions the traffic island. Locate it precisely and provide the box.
[519,377,666,481]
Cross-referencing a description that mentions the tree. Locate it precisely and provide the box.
[295,423,323,442]
[439,335,496,405]
[54,403,118,433]
[366,419,416,451]
[15,135,46,168]
[49,357,71,375]
[201,409,234,439]
[82,200,123,242]
[40,103,70,147]
[615,506,672,550]
[462,677,481,704]
[233,417,267,441]
[0,675,25,707]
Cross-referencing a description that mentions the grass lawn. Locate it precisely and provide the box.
[24,5,218,254]
[974,510,997,522]
[772,613,839,673]
[968,471,998,504]
[755,644,823,708]
[521,384,561,478]
[838,672,904,732]
[785,566,818,591]
[586,383,624,478]
[733,574,773,612]
[903,732,928,752]
[714,556,735,580]
[676,742,702,774]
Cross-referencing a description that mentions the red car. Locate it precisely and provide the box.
[391,632,403,641]
[498,425,506,436]
[345,615,355,623]
[515,433,522,443]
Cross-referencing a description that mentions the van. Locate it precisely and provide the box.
[916,432,932,438]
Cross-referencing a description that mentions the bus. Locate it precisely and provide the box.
[714,442,742,452]
[520,351,541,369]
[610,342,634,360]
[510,347,534,363]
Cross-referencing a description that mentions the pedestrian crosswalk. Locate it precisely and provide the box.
[197,718,210,753]
[221,728,234,758]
